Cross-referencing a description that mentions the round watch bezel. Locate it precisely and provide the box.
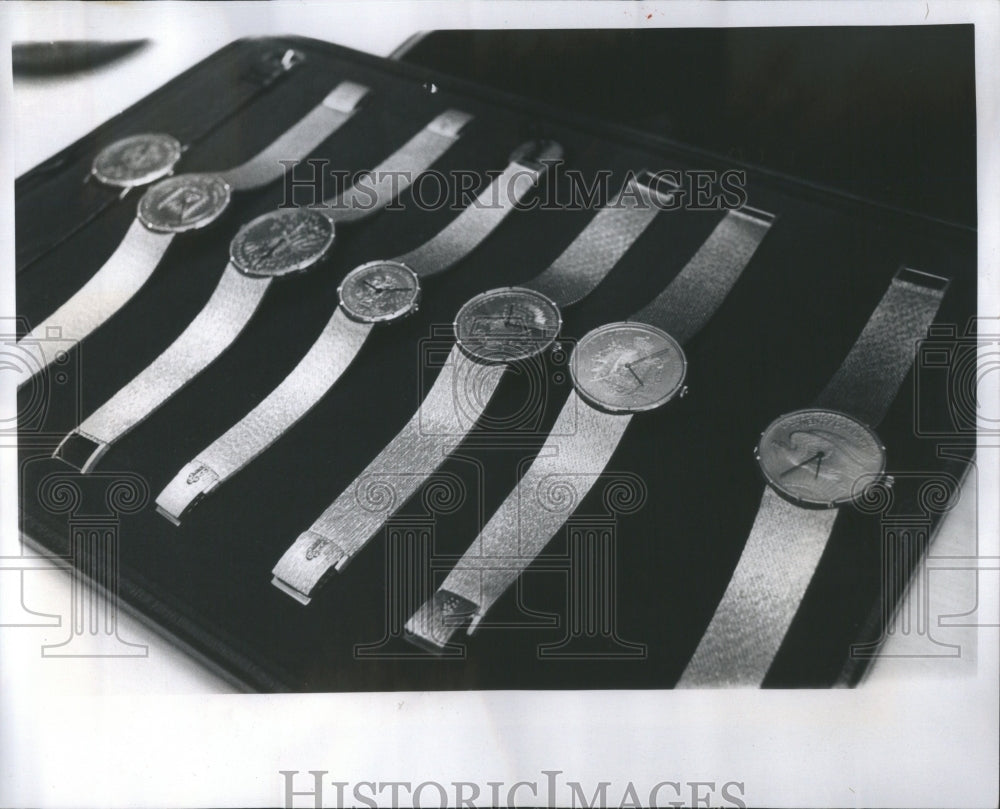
[338,260,422,324]
[569,320,687,414]
[453,286,562,365]
[754,407,888,510]
[137,173,232,233]
[91,133,183,189]
[229,208,336,278]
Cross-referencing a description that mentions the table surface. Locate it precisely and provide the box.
[6,23,983,695]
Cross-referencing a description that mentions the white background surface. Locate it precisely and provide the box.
[1,2,997,808]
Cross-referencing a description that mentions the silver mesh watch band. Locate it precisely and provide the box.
[521,175,669,305]
[405,206,775,650]
[814,268,952,425]
[316,109,473,226]
[15,220,174,380]
[219,82,370,190]
[54,107,472,474]
[272,344,507,603]
[271,173,675,603]
[677,266,948,687]
[155,148,546,524]
[53,265,266,472]
[407,389,632,645]
[16,81,369,384]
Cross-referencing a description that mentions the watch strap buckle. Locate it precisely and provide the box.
[404,590,479,653]
[155,461,221,526]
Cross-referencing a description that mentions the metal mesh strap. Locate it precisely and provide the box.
[815,268,949,425]
[271,344,506,604]
[632,207,774,344]
[323,109,472,225]
[155,308,373,523]
[677,488,839,687]
[16,220,174,383]
[220,81,369,190]
[406,390,632,648]
[523,178,662,306]
[397,160,540,277]
[54,265,270,472]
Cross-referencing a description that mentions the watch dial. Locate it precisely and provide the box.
[570,321,686,413]
[230,209,335,277]
[138,173,231,233]
[91,133,183,188]
[454,287,562,364]
[338,261,421,323]
[756,408,887,508]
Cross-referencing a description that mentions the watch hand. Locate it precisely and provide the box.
[630,346,673,367]
[779,451,825,478]
[177,192,195,222]
[624,364,644,386]
[502,319,547,336]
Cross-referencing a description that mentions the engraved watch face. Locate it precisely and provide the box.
[756,408,887,508]
[454,287,562,364]
[570,321,686,413]
[91,133,183,188]
[338,261,421,323]
[137,173,231,233]
[230,209,335,277]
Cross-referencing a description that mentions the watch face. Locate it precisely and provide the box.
[570,321,686,413]
[137,173,231,233]
[756,408,887,508]
[91,133,183,188]
[230,209,335,277]
[454,287,562,364]
[338,261,421,323]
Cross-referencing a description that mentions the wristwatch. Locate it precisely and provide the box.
[154,139,562,525]
[271,170,682,604]
[16,79,369,384]
[676,266,948,687]
[403,204,775,651]
[16,45,305,272]
[52,108,473,474]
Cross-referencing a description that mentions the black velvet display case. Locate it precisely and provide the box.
[15,32,976,691]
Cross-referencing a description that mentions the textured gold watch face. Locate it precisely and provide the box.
[91,133,183,188]
[756,408,887,508]
[137,173,231,233]
[230,209,335,277]
[570,321,686,413]
[338,260,421,323]
[454,287,562,364]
